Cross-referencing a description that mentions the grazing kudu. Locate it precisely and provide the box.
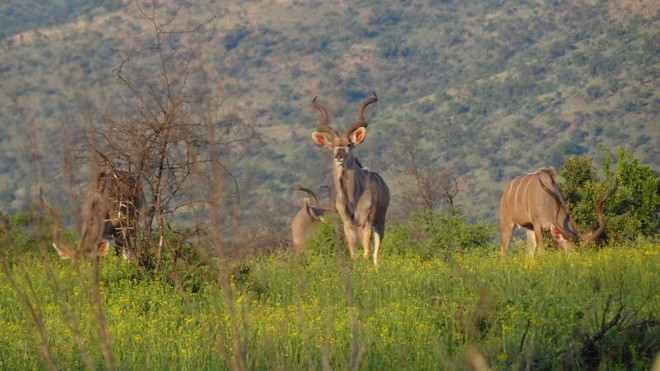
[310,93,390,265]
[499,168,618,257]
[39,167,143,260]
[290,186,334,254]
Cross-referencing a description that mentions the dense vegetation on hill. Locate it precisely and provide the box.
[0,0,657,228]
[0,0,117,39]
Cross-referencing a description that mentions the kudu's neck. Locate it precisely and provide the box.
[334,157,366,210]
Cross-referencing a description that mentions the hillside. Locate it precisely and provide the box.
[0,0,657,228]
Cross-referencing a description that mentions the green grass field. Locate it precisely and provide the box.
[1,239,658,370]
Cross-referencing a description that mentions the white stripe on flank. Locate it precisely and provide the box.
[521,175,534,215]
[513,175,526,211]
[507,176,519,201]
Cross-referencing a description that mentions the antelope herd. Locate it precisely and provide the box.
[39,92,619,264]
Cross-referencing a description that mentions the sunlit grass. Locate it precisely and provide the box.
[0,242,658,370]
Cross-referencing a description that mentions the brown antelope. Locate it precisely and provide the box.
[499,168,618,257]
[39,167,143,260]
[290,186,334,254]
[310,92,390,265]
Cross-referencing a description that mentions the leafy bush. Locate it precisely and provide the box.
[613,148,660,234]
[303,214,344,259]
[558,147,659,244]
[0,207,53,256]
[384,209,495,260]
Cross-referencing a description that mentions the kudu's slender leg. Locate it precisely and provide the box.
[373,233,382,266]
[373,224,384,266]
[361,222,373,260]
[343,223,359,260]
[499,222,514,258]
[534,225,546,256]
[525,229,536,257]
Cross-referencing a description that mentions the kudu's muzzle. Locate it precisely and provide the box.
[334,147,348,166]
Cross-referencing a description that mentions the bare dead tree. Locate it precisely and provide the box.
[82,1,256,270]
[94,3,254,369]
[397,146,459,214]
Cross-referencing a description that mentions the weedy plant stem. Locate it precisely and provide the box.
[332,218,361,371]
[208,120,246,371]
[0,221,58,371]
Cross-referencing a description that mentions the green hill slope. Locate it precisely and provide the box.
[0,0,657,225]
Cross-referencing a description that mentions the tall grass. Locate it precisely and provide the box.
[1,239,658,370]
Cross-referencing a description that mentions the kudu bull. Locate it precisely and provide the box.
[310,93,390,265]
[290,186,334,254]
[39,167,143,260]
[499,168,618,257]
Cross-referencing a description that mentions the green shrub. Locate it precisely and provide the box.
[0,207,53,256]
[384,209,495,260]
[303,214,344,259]
[559,147,659,244]
[613,148,660,236]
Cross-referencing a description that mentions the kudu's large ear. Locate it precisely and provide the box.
[550,226,564,240]
[305,200,325,221]
[311,132,334,148]
[350,127,367,146]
